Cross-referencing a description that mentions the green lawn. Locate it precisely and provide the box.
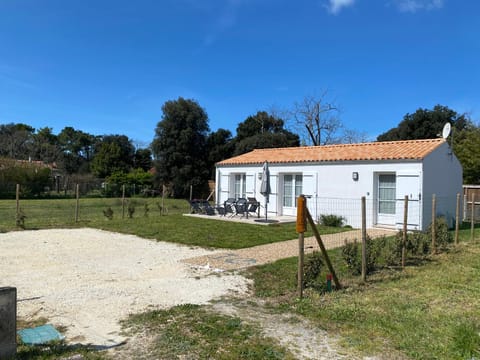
[0,197,347,249]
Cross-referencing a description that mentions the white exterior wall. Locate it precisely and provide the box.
[421,142,463,228]
[216,144,462,231]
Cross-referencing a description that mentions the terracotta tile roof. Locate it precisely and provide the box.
[217,138,446,166]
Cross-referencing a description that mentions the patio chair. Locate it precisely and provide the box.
[215,205,226,216]
[233,198,248,218]
[189,199,203,214]
[247,197,260,218]
[200,200,215,215]
[224,198,236,217]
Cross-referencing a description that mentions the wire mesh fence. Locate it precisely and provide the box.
[1,184,477,248]
[303,193,475,251]
[0,183,191,231]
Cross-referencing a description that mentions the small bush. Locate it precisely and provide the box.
[319,214,345,227]
[302,251,324,290]
[16,208,27,229]
[127,203,135,218]
[428,217,452,250]
[144,203,150,217]
[103,207,114,220]
[342,236,381,275]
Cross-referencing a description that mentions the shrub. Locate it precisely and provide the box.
[319,214,345,227]
[127,202,136,218]
[342,236,381,275]
[144,203,150,217]
[16,208,27,229]
[103,207,114,220]
[383,217,452,266]
[428,217,452,250]
[302,251,324,290]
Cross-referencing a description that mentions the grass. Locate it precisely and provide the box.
[247,227,480,359]
[122,304,296,360]
[0,197,348,248]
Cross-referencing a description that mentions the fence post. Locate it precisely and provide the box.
[0,287,17,358]
[402,195,408,269]
[471,193,475,242]
[162,184,166,216]
[75,184,80,222]
[15,184,20,222]
[361,196,367,282]
[455,193,460,245]
[296,195,306,299]
[305,209,341,290]
[122,184,126,219]
[432,194,436,254]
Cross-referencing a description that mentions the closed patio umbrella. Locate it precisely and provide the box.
[260,161,271,222]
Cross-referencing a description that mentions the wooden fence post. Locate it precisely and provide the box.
[296,195,307,299]
[15,184,20,221]
[162,184,166,216]
[432,194,436,254]
[471,193,475,242]
[305,209,341,290]
[455,193,460,245]
[75,184,80,222]
[122,184,126,219]
[402,195,408,269]
[361,196,367,282]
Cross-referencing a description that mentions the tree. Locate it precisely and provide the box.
[233,111,299,155]
[0,123,35,159]
[91,135,135,178]
[57,127,96,174]
[206,128,234,178]
[453,125,480,184]
[134,148,153,171]
[151,97,210,198]
[31,127,62,164]
[377,105,470,141]
[291,93,342,146]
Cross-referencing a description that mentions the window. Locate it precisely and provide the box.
[283,174,303,207]
[378,174,396,214]
[234,174,246,199]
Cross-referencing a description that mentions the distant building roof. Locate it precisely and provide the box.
[217,138,446,166]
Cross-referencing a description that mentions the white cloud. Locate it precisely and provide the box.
[393,0,444,13]
[326,0,356,15]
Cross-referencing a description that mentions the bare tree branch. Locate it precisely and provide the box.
[291,92,342,146]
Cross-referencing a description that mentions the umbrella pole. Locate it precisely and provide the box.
[265,200,267,221]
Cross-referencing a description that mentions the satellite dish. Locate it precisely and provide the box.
[442,122,451,139]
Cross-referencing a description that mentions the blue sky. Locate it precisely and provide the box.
[0,0,478,145]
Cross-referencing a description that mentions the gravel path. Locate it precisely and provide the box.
[0,228,250,347]
[184,228,396,271]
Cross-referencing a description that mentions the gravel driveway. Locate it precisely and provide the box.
[0,228,250,347]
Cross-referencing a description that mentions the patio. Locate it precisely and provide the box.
[183,212,296,225]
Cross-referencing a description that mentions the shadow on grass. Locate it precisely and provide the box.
[16,341,107,360]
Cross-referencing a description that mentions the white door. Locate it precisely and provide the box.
[282,174,303,216]
[377,174,396,226]
[395,174,421,229]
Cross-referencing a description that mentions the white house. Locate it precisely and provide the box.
[215,138,463,230]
